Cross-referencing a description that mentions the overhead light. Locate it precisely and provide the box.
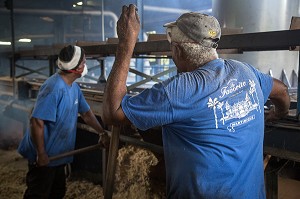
[73,4,76,7]
[0,41,11,45]
[40,16,54,22]
[77,2,83,6]
[18,38,31,43]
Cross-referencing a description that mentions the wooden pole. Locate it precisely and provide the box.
[264,155,272,170]
[104,125,121,199]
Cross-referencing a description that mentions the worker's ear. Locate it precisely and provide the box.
[179,46,184,58]
[171,43,182,59]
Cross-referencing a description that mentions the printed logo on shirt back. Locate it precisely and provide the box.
[207,79,261,132]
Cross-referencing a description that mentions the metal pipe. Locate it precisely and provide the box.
[0,8,118,37]
[101,0,105,41]
[144,5,212,14]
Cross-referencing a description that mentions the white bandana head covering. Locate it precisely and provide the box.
[57,45,82,70]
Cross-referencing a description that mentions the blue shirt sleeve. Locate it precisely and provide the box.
[32,85,57,122]
[121,83,173,131]
[77,85,90,114]
[244,63,273,103]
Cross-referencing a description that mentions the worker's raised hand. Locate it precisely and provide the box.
[117,4,140,43]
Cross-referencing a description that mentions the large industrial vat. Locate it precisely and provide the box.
[212,0,300,82]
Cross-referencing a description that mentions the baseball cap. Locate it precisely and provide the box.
[164,12,221,48]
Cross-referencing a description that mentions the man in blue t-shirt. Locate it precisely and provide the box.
[18,45,106,199]
[102,5,290,199]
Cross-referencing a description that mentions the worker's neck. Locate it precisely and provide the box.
[198,55,219,68]
[58,71,78,86]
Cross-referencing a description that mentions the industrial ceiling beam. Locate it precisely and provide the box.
[14,29,300,58]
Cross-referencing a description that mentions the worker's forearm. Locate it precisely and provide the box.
[81,110,104,134]
[271,94,290,117]
[30,118,46,155]
[103,4,140,124]
[103,40,135,123]
[270,79,290,118]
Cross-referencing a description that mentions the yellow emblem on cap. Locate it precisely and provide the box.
[208,30,217,37]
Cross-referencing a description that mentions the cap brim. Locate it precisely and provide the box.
[163,21,177,27]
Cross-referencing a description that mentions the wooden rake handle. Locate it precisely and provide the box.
[48,143,103,162]
[104,125,121,199]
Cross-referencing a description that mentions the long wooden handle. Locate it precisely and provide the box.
[264,154,272,170]
[49,143,102,162]
[104,125,121,199]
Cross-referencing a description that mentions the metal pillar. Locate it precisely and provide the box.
[98,58,106,83]
[135,0,144,82]
[7,0,16,98]
[49,55,57,76]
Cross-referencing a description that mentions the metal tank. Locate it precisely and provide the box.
[212,0,300,84]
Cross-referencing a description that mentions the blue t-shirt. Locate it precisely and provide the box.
[121,59,273,199]
[18,73,90,166]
